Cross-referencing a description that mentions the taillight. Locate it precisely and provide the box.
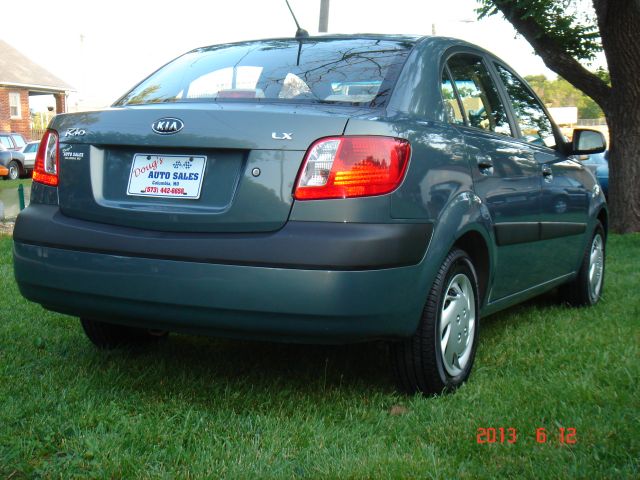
[293,136,411,200]
[32,129,59,187]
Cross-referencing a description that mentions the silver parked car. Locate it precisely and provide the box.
[19,141,39,172]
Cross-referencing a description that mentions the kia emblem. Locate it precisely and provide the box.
[151,117,184,135]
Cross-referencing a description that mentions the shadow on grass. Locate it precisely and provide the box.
[63,290,568,406]
[70,331,397,408]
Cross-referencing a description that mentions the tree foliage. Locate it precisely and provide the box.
[476,0,611,111]
[524,73,606,118]
[476,0,640,233]
[477,0,601,60]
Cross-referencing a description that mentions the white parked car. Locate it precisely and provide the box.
[19,141,39,172]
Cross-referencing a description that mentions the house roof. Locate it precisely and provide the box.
[0,40,74,92]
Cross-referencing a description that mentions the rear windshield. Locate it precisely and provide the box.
[115,38,413,108]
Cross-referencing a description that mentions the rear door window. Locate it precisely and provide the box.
[494,64,557,148]
[446,54,512,136]
[441,71,466,125]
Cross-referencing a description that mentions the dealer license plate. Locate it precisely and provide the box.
[127,154,207,199]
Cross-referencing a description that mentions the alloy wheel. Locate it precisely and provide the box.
[440,273,476,377]
[588,233,604,301]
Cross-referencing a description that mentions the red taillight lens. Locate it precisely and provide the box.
[293,136,411,200]
[32,129,59,187]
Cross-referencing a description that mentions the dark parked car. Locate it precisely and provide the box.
[13,35,607,395]
[581,150,609,197]
[0,142,26,180]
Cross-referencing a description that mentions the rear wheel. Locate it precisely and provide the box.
[7,161,20,180]
[391,248,480,395]
[80,318,167,349]
[560,222,605,306]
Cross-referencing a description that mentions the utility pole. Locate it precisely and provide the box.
[319,0,330,33]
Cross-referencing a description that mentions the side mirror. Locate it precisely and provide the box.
[571,129,606,155]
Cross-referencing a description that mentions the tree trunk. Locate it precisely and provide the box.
[596,0,640,233]
[606,110,640,233]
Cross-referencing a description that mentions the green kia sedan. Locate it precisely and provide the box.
[13,35,607,395]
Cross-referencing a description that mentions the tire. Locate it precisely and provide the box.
[80,318,167,349]
[7,160,20,180]
[391,248,480,395]
[559,222,606,306]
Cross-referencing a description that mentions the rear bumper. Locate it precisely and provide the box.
[13,205,432,342]
[14,205,431,270]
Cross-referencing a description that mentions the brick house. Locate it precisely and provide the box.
[0,40,73,141]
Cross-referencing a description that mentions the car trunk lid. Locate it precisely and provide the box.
[52,103,355,232]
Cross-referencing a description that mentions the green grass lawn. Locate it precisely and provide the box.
[0,179,31,222]
[0,234,638,478]
[0,178,31,193]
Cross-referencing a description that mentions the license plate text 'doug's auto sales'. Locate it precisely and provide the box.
[127,154,206,199]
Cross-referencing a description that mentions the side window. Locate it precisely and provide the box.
[0,136,12,149]
[441,71,465,125]
[447,54,512,136]
[11,134,25,149]
[495,64,556,149]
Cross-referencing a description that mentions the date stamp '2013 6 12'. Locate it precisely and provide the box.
[476,427,577,445]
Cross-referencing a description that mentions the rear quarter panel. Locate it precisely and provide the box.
[337,113,494,311]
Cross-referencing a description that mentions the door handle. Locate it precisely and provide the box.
[476,155,494,175]
[542,164,553,182]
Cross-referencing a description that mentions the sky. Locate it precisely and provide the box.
[3,0,604,112]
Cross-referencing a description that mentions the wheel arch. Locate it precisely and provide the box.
[452,229,492,308]
[9,156,24,167]
[414,191,496,317]
[596,206,608,239]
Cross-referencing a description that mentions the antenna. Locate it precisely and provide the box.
[318,0,330,33]
[284,0,309,38]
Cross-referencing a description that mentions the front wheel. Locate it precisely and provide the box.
[391,248,480,395]
[7,161,20,180]
[80,318,167,349]
[560,222,606,306]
